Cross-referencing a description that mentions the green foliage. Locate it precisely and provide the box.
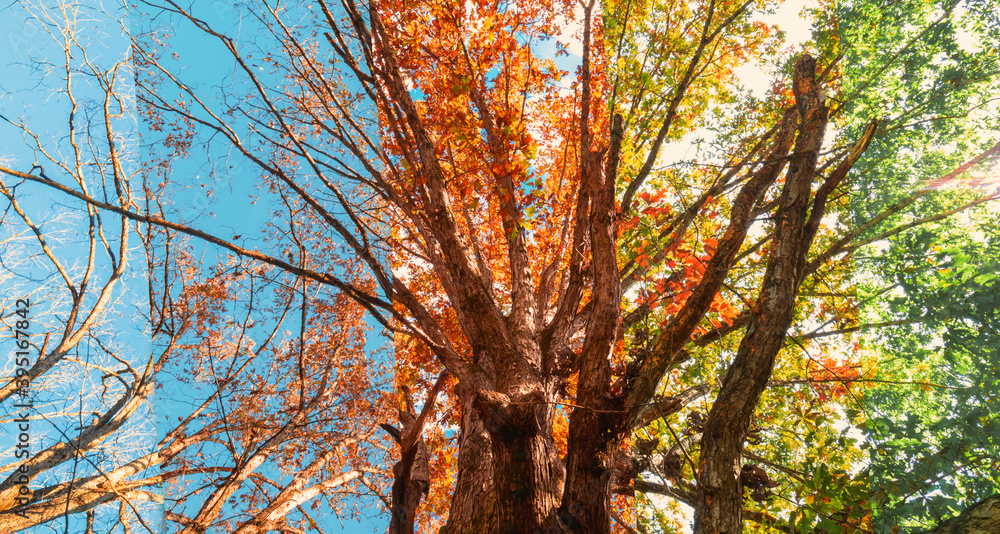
[840,0,1000,225]
[863,214,1000,531]
[839,1,1000,530]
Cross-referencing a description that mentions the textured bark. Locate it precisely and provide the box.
[559,110,625,533]
[558,398,625,534]
[476,388,565,533]
[443,383,498,534]
[694,54,829,534]
[914,494,1000,534]
[443,345,565,534]
[388,371,447,534]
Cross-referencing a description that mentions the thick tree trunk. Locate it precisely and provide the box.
[559,123,626,534]
[443,384,498,534]
[477,389,564,533]
[559,402,625,534]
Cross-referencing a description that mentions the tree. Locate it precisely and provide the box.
[0,2,391,532]
[865,215,1000,532]
[913,494,1000,534]
[2,0,999,532]
[837,0,1000,530]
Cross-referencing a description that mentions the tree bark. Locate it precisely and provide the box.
[559,115,626,534]
[476,387,565,533]
[694,54,829,534]
[443,383,498,534]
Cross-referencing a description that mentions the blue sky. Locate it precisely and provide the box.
[135,1,392,532]
[0,2,158,533]
[1,1,390,532]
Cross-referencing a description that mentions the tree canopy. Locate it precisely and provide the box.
[1,0,999,533]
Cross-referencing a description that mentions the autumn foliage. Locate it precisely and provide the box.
[3,0,1000,533]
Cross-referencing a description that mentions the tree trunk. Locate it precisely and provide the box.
[476,388,565,533]
[387,414,431,534]
[443,384,498,534]
[694,54,829,534]
[558,399,625,534]
[557,99,626,534]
